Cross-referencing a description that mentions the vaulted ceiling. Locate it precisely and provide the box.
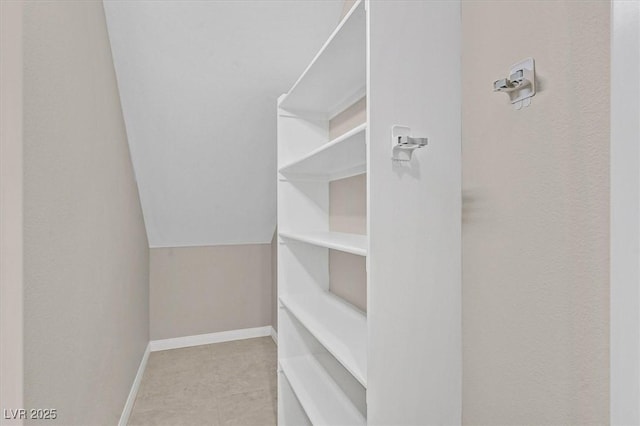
[103,0,342,247]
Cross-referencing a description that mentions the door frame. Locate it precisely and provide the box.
[610,1,640,424]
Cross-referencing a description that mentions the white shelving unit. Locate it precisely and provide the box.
[280,292,367,386]
[279,123,366,181]
[280,355,366,426]
[278,231,366,257]
[278,1,462,424]
[277,1,368,425]
[278,1,366,117]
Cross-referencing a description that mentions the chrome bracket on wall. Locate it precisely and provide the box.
[493,57,536,110]
[391,125,428,162]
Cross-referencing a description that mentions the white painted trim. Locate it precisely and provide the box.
[270,326,278,345]
[149,326,272,352]
[148,241,272,249]
[611,1,640,424]
[118,343,150,426]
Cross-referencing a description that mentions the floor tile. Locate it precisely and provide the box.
[128,336,277,426]
[128,407,220,426]
[218,389,277,426]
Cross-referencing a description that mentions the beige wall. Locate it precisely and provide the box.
[330,173,366,235]
[329,250,367,312]
[340,0,358,21]
[329,174,367,311]
[462,1,610,423]
[328,98,368,311]
[22,1,150,424]
[150,245,272,340]
[0,0,24,421]
[329,97,366,140]
[271,231,278,331]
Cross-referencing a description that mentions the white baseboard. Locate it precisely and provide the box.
[149,326,272,352]
[119,342,150,426]
[270,326,278,345]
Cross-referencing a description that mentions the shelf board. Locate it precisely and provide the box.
[278,0,366,117]
[279,231,367,256]
[279,123,366,181]
[280,292,367,387]
[280,354,366,426]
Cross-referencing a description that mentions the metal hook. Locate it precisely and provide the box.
[493,58,536,109]
[493,69,528,92]
[391,125,428,162]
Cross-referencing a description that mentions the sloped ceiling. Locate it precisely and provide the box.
[103,0,342,247]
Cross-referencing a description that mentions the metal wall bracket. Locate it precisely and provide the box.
[391,125,428,162]
[493,57,536,110]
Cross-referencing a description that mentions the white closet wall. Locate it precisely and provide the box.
[367,1,461,424]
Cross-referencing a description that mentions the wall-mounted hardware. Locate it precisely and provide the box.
[493,57,536,110]
[391,125,428,161]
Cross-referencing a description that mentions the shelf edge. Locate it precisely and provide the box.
[279,0,365,112]
[279,232,367,257]
[279,294,367,387]
[280,356,366,426]
[278,122,367,175]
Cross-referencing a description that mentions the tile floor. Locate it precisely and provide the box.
[128,337,277,426]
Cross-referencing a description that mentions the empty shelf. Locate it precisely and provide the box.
[278,0,365,117]
[279,231,367,256]
[280,292,367,387]
[280,355,366,426]
[279,123,366,181]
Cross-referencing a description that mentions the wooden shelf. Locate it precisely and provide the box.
[279,123,366,181]
[280,354,366,426]
[280,292,367,387]
[278,0,366,117]
[279,231,367,256]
